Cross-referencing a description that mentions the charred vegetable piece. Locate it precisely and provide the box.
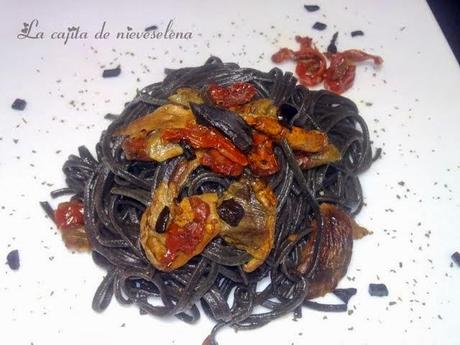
[217,198,245,227]
[248,132,279,176]
[220,176,276,272]
[242,114,328,153]
[201,149,244,177]
[233,98,278,118]
[208,82,257,108]
[297,203,353,299]
[295,143,341,169]
[162,125,248,166]
[168,87,204,108]
[368,283,389,297]
[190,103,253,152]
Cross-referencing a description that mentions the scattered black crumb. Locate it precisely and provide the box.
[304,4,320,12]
[11,98,27,111]
[6,249,20,270]
[104,113,119,120]
[327,32,339,54]
[120,323,126,327]
[372,147,382,162]
[351,30,364,37]
[102,65,121,78]
[145,25,158,32]
[333,288,357,304]
[369,283,389,297]
[312,22,327,31]
[452,252,460,267]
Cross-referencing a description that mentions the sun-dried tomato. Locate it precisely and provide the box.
[201,149,244,176]
[208,82,257,108]
[162,125,248,166]
[54,200,84,230]
[248,132,279,176]
[324,50,383,94]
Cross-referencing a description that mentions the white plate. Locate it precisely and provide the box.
[1,0,459,344]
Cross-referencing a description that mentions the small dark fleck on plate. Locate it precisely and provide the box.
[351,30,364,37]
[104,113,119,120]
[145,25,158,32]
[102,66,121,78]
[6,249,20,270]
[327,32,339,54]
[369,283,389,297]
[11,98,27,111]
[304,4,320,12]
[452,252,460,267]
[312,22,327,31]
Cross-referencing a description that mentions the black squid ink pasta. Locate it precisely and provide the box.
[41,57,376,344]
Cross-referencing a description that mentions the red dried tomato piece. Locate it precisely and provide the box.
[271,48,295,63]
[323,55,356,94]
[54,200,84,230]
[248,132,279,176]
[201,149,244,176]
[324,50,382,94]
[162,125,248,166]
[164,197,210,261]
[208,82,257,108]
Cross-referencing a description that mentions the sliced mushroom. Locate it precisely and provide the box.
[168,87,204,108]
[219,175,276,272]
[114,104,196,162]
[140,157,221,271]
[233,98,278,117]
[295,143,341,169]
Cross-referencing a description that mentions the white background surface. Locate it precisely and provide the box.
[1,0,459,344]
